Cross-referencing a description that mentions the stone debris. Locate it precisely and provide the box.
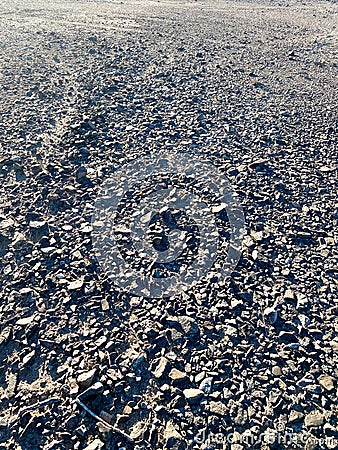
[0,1,336,449]
[317,374,335,391]
[183,388,204,404]
[305,412,325,428]
[153,357,170,379]
[77,369,96,389]
[29,220,49,242]
[83,438,104,450]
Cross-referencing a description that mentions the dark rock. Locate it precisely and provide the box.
[29,220,49,242]
[78,382,104,401]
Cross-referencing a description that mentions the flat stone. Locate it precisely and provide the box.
[250,230,264,242]
[68,279,84,291]
[169,368,186,381]
[0,218,14,229]
[195,371,206,383]
[95,336,107,347]
[83,439,104,450]
[278,331,299,344]
[177,316,199,337]
[167,315,199,337]
[99,410,113,424]
[101,299,110,311]
[153,357,170,378]
[318,165,335,173]
[183,388,204,404]
[318,374,335,391]
[305,411,324,427]
[77,369,96,388]
[78,382,104,400]
[80,224,92,233]
[16,315,35,326]
[29,220,49,242]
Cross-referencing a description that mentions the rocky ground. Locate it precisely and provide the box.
[0,0,337,449]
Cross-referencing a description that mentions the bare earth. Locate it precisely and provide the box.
[0,1,337,449]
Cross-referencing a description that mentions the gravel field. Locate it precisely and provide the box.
[0,0,337,449]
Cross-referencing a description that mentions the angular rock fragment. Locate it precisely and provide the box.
[83,439,104,450]
[77,369,96,389]
[153,357,170,379]
[183,388,204,405]
[78,382,104,400]
[288,410,304,424]
[305,412,324,428]
[68,279,84,291]
[29,220,49,242]
[318,374,335,391]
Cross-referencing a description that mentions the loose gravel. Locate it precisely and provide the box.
[0,1,337,449]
